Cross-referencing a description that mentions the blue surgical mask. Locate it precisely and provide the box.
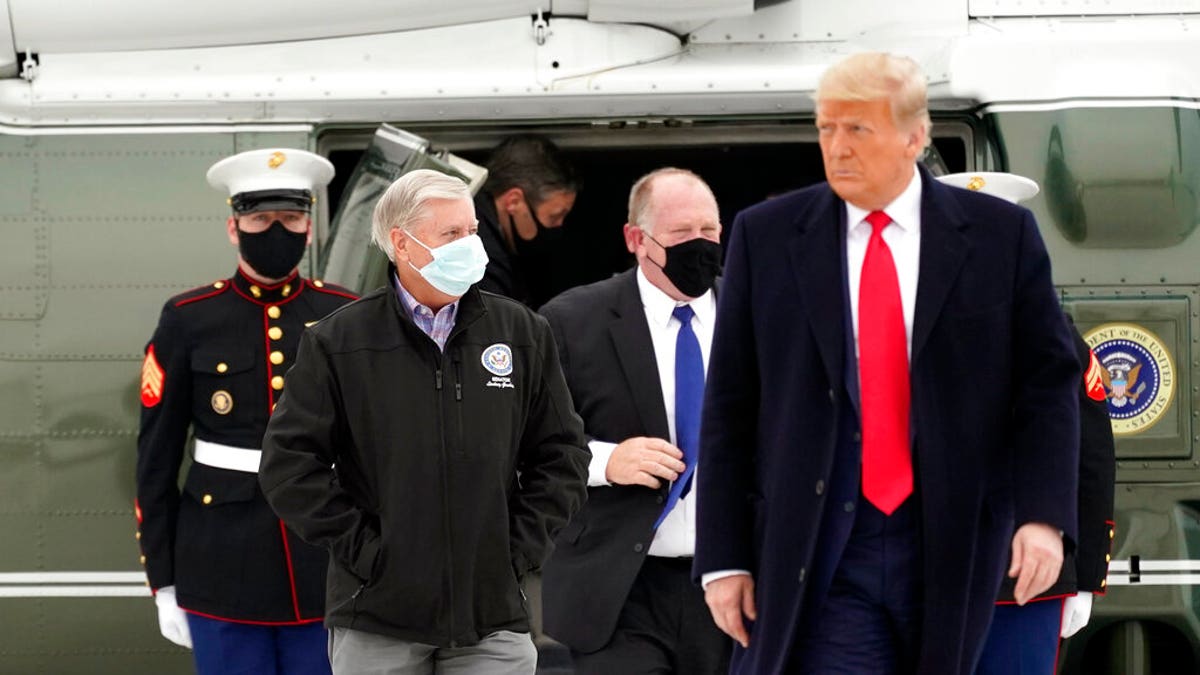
[405,232,489,297]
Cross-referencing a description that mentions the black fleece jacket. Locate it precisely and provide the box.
[260,279,588,646]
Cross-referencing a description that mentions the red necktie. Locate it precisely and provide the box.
[858,210,912,515]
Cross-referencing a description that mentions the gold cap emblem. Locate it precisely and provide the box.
[966,176,986,191]
[268,151,287,169]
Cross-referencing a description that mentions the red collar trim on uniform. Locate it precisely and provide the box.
[232,268,304,305]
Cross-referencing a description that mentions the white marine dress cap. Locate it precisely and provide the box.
[206,148,335,214]
[937,171,1040,204]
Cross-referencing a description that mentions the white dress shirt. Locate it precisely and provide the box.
[700,167,924,589]
[587,267,715,558]
[844,169,923,359]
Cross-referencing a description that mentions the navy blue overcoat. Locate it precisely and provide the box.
[694,168,1081,674]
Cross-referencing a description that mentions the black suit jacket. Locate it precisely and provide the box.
[539,268,714,653]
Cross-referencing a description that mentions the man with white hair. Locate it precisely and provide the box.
[258,169,589,674]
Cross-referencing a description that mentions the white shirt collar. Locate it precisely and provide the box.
[844,167,923,235]
[635,266,716,329]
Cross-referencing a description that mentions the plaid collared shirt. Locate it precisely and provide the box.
[395,273,458,352]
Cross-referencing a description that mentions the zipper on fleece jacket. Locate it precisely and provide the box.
[452,352,466,457]
[424,338,460,643]
[430,344,459,647]
[437,301,485,646]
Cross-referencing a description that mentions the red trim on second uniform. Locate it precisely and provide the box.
[1052,597,1065,674]
[279,519,304,622]
[1097,519,1116,596]
[1084,350,1106,401]
[994,592,1076,606]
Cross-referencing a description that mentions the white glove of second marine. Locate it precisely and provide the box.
[1060,591,1093,638]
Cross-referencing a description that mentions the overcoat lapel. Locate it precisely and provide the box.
[789,188,847,393]
[912,169,969,363]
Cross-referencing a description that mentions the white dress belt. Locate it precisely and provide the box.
[193,439,262,474]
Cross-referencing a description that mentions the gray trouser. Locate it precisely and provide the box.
[328,627,537,675]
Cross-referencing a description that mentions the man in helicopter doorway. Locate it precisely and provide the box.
[474,134,579,307]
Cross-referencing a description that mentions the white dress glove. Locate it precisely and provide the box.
[154,585,193,648]
[1060,591,1093,638]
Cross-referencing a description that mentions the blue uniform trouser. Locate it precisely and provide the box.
[187,613,331,675]
[975,599,1064,675]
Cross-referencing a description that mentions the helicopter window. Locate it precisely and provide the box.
[990,106,1200,250]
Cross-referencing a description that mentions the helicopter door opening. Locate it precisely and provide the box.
[318,120,970,307]
[319,124,486,293]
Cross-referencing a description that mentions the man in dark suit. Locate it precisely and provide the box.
[540,168,730,674]
[695,52,1082,673]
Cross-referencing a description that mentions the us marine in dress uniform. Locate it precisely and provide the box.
[135,148,357,674]
[937,173,1116,675]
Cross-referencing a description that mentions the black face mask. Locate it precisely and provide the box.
[523,194,549,232]
[647,235,722,298]
[513,195,564,256]
[237,220,307,280]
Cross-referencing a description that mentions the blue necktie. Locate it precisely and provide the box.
[655,304,703,529]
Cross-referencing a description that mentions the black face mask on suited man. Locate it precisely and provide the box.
[237,220,308,280]
[647,235,722,298]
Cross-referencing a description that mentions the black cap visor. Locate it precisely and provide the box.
[231,188,314,214]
